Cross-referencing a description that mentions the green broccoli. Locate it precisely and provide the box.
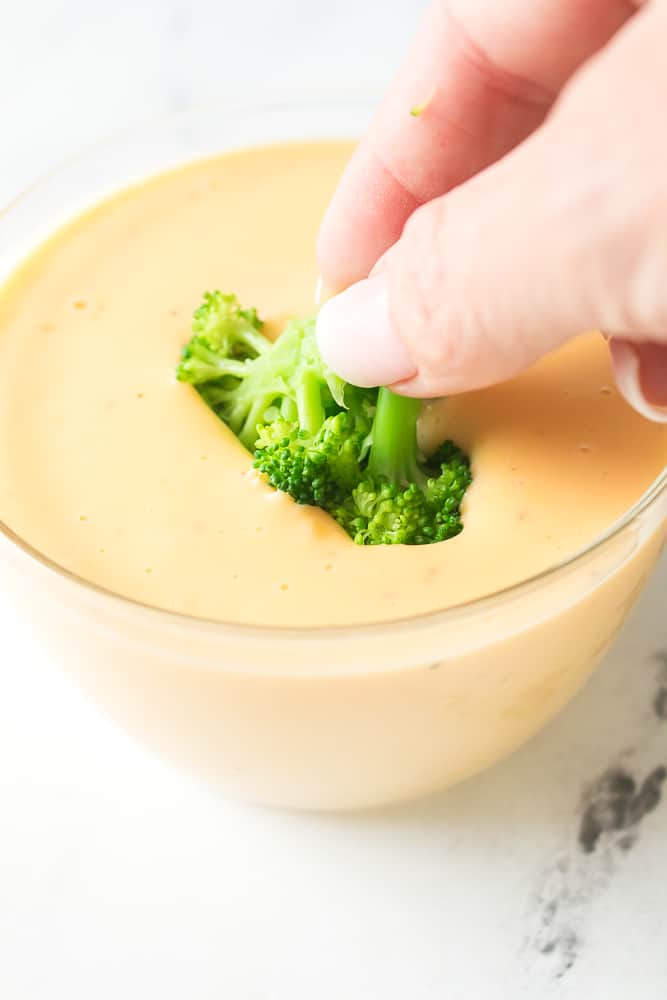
[333,390,471,545]
[176,292,471,546]
[178,292,337,451]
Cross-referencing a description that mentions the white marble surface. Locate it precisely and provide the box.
[0,0,420,207]
[1,3,667,997]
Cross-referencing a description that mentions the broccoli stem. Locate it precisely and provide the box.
[367,387,425,488]
[296,368,325,436]
[237,326,273,357]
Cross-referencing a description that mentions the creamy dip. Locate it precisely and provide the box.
[0,141,665,626]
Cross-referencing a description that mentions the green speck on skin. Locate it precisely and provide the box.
[410,91,434,117]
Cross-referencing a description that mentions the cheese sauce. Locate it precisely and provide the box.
[0,141,665,626]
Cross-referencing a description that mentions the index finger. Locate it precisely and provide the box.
[317,0,638,292]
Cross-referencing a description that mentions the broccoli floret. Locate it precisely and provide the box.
[254,385,376,509]
[254,409,368,508]
[332,388,471,545]
[177,293,472,546]
[177,293,346,451]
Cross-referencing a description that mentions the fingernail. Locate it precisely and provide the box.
[609,338,667,424]
[316,272,416,387]
[314,275,337,308]
[315,275,344,307]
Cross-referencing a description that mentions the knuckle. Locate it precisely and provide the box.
[594,192,667,334]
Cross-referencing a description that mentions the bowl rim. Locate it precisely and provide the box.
[0,96,665,641]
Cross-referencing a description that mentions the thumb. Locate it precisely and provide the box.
[316,4,667,419]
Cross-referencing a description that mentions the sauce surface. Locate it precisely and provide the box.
[0,141,665,626]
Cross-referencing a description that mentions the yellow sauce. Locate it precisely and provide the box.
[0,141,665,627]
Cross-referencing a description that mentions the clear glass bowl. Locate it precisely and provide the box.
[1,100,666,811]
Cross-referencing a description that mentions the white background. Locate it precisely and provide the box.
[1,2,667,997]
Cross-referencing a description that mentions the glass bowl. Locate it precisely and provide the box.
[1,99,665,811]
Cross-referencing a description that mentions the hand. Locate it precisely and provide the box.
[316,0,667,422]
